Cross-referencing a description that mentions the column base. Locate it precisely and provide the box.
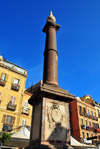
[25,141,75,149]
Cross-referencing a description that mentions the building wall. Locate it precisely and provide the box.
[70,99,80,142]
[0,56,32,132]
[70,96,100,143]
[95,104,100,128]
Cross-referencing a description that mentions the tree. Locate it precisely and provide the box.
[0,132,12,149]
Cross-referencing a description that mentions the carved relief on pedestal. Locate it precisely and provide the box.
[45,101,67,140]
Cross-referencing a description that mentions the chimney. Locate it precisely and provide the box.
[43,11,60,85]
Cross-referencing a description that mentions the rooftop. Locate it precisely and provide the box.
[0,55,27,76]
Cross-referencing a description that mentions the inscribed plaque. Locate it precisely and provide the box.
[45,101,67,140]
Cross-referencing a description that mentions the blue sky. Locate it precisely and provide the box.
[0,0,100,102]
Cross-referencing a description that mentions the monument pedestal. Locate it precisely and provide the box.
[25,82,75,149]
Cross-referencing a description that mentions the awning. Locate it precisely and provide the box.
[4,127,30,148]
[70,136,96,148]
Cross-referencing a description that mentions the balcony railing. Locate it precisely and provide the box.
[92,116,95,120]
[0,79,5,86]
[7,103,16,111]
[84,113,88,117]
[2,123,13,132]
[88,115,92,119]
[79,111,84,116]
[22,107,30,115]
[11,84,19,91]
[95,117,98,121]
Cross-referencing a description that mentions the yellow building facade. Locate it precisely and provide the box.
[0,55,32,132]
[94,103,100,128]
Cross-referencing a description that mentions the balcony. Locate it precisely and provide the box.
[95,117,98,121]
[88,115,92,119]
[84,113,88,117]
[11,84,19,91]
[79,111,84,116]
[0,79,5,86]
[2,123,13,132]
[7,103,16,111]
[92,116,95,120]
[22,107,30,115]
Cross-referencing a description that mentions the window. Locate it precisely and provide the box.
[2,115,15,125]
[1,74,6,81]
[85,120,87,126]
[80,106,82,112]
[89,121,91,126]
[6,115,13,124]
[91,111,93,117]
[81,119,83,125]
[87,133,89,138]
[97,109,99,116]
[14,78,19,85]
[0,92,1,97]
[0,73,8,82]
[21,119,27,127]
[84,108,86,113]
[10,96,16,105]
[93,122,95,128]
[94,112,96,118]
[24,100,28,108]
[11,77,20,86]
[96,124,99,128]
[87,109,90,116]
[82,132,85,138]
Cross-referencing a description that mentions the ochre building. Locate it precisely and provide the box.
[0,55,32,132]
[70,95,100,143]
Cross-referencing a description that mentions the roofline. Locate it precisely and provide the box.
[3,58,27,71]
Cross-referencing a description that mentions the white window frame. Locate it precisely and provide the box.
[82,132,85,139]
[21,119,27,127]
[10,96,16,105]
[24,100,28,108]
[1,74,6,81]
[14,78,19,85]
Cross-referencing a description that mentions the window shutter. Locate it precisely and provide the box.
[21,119,27,127]
[13,97,16,105]
[12,117,15,125]
[24,101,28,107]
[5,74,8,81]
[19,79,21,86]
[25,120,27,126]
[11,77,14,84]
[21,119,24,126]
[2,115,6,123]
[10,96,13,104]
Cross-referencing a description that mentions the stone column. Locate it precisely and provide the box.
[43,11,60,85]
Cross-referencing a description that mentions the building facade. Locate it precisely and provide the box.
[70,95,99,143]
[0,55,32,133]
[94,102,100,128]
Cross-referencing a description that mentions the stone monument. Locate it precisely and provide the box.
[26,11,75,149]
